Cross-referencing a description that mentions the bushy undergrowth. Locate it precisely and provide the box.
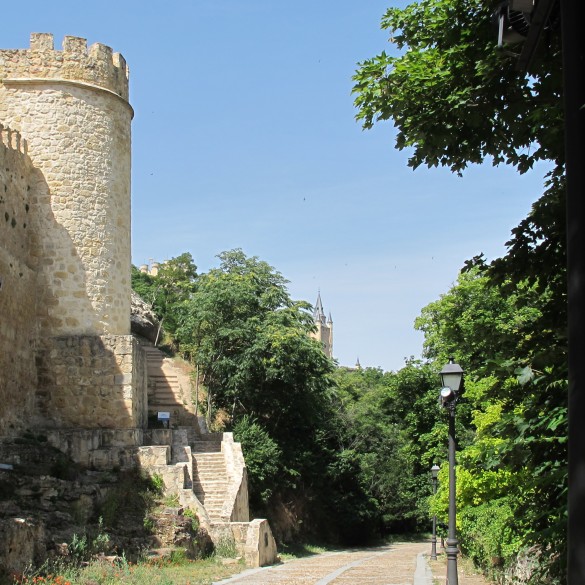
[459,498,522,574]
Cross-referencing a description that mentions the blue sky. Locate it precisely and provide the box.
[4,1,549,371]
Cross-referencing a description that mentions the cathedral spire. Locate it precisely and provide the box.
[310,291,333,359]
[313,291,326,324]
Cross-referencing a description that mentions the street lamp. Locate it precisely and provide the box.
[431,464,440,561]
[439,358,464,585]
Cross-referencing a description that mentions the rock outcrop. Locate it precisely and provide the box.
[130,291,161,343]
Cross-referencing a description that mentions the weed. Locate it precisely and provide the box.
[68,533,89,563]
[213,535,238,559]
[162,493,180,507]
[68,517,111,563]
[148,473,165,496]
[168,549,188,565]
[143,516,155,533]
[9,555,244,585]
[183,507,200,532]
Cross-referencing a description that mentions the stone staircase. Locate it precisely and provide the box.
[192,436,230,522]
[136,347,275,566]
[143,345,198,427]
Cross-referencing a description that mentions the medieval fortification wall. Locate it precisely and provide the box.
[0,34,143,435]
[0,126,39,433]
[0,38,271,573]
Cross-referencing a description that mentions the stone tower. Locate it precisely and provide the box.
[0,33,132,335]
[0,34,144,434]
[311,291,333,359]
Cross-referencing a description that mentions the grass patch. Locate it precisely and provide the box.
[9,556,245,585]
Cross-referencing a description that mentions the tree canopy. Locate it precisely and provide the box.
[353,0,563,175]
[354,1,566,581]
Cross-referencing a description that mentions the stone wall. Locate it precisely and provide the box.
[35,335,147,429]
[0,33,132,337]
[0,126,39,436]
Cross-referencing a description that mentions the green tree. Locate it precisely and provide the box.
[354,2,566,579]
[131,253,198,340]
[352,0,562,175]
[176,250,342,527]
[331,363,449,534]
[419,270,566,580]
[176,249,332,423]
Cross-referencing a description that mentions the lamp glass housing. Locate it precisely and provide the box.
[440,359,464,392]
[431,464,440,479]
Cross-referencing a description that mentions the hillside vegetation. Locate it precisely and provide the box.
[133,235,566,584]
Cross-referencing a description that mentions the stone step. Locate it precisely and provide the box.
[152,388,180,396]
[152,382,181,391]
[149,375,180,383]
[194,454,224,461]
[151,396,182,404]
[195,493,224,501]
[192,444,222,453]
[198,496,227,503]
[202,502,227,508]
[193,473,229,482]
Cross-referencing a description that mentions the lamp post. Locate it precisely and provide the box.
[439,358,464,585]
[431,464,440,560]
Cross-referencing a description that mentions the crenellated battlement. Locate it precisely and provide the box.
[0,122,27,155]
[0,33,129,101]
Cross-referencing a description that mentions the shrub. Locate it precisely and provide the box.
[459,498,522,573]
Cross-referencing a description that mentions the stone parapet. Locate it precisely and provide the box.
[0,33,129,101]
[221,433,250,522]
[211,519,277,567]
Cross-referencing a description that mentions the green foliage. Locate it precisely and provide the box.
[162,493,180,507]
[233,416,282,505]
[68,518,112,563]
[148,474,165,496]
[9,555,245,585]
[355,1,566,578]
[175,250,339,517]
[329,363,445,535]
[99,471,160,529]
[418,270,567,580]
[353,0,563,175]
[183,508,200,533]
[459,498,522,572]
[176,249,331,414]
[131,252,197,339]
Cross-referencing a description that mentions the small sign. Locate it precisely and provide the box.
[157,411,170,428]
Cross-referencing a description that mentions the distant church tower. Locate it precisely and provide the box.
[311,292,333,359]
